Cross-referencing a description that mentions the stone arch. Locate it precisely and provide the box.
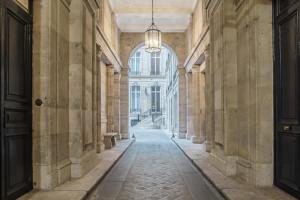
[119,33,187,139]
[120,33,186,68]
[127,42,179,68]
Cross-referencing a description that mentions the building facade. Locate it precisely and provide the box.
[128,46,169,129]
[165,51,180,133]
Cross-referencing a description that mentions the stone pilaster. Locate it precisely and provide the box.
[106,66,115,132]
[120,67,129,139]
[186,72,193,140]
[177,68,187,139]
[96,49,104,152]
[114,72,122,139]
[100,60,107,152]
[69,0,98,179]
[190,66,205,144]
[204,46,213,152]
[32,0,71,189]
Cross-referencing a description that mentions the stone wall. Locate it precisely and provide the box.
[97,0,120,56]
[32,0,122,190]
[32,0,71,189]
[184,0,273,187]
[234,0,273,186]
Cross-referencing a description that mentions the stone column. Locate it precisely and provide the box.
[204,46,213,152]
[114,72,122,139]
[191,66,204,144]
[186,72,193,140]
[96,49,104,152]
[69,0,98,178]
[178,67,187,139]
[120,67,129,139]
[198,71,206,143]
[106,66,115,132]
[100,61,107,152]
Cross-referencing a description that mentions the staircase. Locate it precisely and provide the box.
[134,115,157,129]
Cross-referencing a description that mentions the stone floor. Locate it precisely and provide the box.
[18,140,133,200]
[87,129,224,200]
[172,138,296,200]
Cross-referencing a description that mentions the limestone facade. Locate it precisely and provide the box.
[32,0,122,190]
[184,0,273,187]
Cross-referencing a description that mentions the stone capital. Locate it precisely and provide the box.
[97,48,102,62]
[178,67,187,75]
[204,45,210,57]
[114,71,121,80]
[185,71,192,79]
[191,65,202,73]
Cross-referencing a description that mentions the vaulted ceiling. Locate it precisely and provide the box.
[109,0,197,32]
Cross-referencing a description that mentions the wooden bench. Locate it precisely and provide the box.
[104,132,117,149]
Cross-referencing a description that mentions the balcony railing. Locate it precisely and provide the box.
[129,71,142,76]
[130,108,141,113]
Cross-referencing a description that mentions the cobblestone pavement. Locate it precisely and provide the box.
[87,129,224,200]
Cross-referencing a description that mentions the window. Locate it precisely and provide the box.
[130,51,141,75]
[150,52,160,75]
[151,86,161,112]
[131,85,140,112]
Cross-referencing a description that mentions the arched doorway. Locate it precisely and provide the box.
[128,44,180,135]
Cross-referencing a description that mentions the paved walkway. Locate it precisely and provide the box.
[87,129,224,200]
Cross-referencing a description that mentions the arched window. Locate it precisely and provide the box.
[129,51,141,75]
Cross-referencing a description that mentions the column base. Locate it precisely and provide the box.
[191,136,205,144]
[115,133,122,140]
[178,131,186,139]
[205,141,212,152]
[121,132,129,139]
[186,132,192,140]
[70,149,98,178]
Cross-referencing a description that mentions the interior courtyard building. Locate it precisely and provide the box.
[0,0,299,199]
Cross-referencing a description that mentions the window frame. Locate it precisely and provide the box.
[150,52,161,75]
[130,51,141,75]
[130,85,141,112]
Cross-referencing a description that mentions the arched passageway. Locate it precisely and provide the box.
[1,0,297,199]
[128,44,180,135]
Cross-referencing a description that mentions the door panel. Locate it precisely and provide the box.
[278,0,297,13]
[274,0,300,198]
[278,11,298,124]
[276,134,299,190]
[0,0,32,199]
[7,11,26,99]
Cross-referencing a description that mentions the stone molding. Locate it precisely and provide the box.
[96,25,122,72]
[233,0,247,11]
[206,0,222,17]
[184,25,210,72]
[84,0,99,12]
[60,0,71,11]
[96,47,103,61]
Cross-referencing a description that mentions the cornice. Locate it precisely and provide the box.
[59,0,71,11]
[184,25,209,70]
[233,0,246,10]
[96,25,123,71]
[84,0,100,13]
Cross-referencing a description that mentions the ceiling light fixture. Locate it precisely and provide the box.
[145,0,161,53]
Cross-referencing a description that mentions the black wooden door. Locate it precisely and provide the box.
[274,0,300,198]
[0,0,32,199]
